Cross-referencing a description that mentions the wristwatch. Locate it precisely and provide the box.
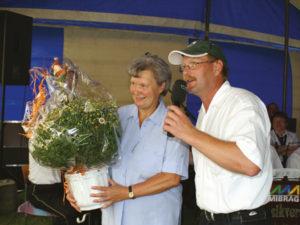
[128,185,135,199]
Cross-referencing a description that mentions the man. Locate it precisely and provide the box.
[270,111,300,168]
[164,40,273,225]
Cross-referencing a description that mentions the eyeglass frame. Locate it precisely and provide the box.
[180,60,216,71]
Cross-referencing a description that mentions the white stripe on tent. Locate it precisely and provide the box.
[2,7,300,49]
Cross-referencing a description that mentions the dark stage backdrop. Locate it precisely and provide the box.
[0,26,63,121]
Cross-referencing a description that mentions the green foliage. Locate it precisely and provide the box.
[31,97,120,168]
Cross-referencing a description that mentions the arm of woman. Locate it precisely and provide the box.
[91,172,180,208]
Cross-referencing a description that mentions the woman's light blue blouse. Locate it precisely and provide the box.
[112,100,189,225]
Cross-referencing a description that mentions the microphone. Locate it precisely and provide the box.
[168,80,187,137]
[171,79,187,107]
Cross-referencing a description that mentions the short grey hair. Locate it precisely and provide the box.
[127,53,172,96]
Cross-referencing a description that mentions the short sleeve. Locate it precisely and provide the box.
[161,137,189,180]
[226,102,270,169]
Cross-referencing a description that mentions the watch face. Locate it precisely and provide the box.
[129,192,134,199]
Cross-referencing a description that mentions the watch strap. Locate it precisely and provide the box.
[128,185,135,199]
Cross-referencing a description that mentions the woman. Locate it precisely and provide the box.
[68,53,189,225]
[95,53,189,225]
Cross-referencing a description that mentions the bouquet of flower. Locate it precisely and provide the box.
[22,58,120,224]
[23,58,120,169]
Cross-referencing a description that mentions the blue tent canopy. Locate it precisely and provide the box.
[1,0,300,49]
[0,0,299,120]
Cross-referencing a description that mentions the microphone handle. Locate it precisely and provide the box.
[167,104,195,138]
[167,102,180,138]
[167,131,174,137]
[182,105,196,121]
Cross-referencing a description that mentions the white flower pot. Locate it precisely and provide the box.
[65,167,108,211]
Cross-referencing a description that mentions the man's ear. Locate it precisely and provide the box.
[214,60,223,75]
[213,64,218,74]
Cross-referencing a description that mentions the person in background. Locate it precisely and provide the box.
[286,145,300,169]
[266,102,279,126]
[164,40,273,225]
[27,141,93,225]
[67,53,189,225]
[270,111,300,168]
[269,145,283,169]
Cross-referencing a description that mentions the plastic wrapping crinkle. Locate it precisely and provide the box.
[22,58,121,169]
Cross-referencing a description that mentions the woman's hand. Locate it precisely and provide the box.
[91,179,128,208]
[64,181,81,212]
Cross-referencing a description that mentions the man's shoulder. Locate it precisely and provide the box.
[228,85,254,97]
[287,130,298,139]
[227,85,263,106]
[218,82,257,102]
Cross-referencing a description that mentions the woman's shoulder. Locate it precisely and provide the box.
[118,104,136,119]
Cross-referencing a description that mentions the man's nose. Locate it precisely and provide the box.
[182,69,190,79]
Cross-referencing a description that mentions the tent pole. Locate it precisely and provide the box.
[0,62,6,174]
[204,0,211,41]
[282,0,290,113]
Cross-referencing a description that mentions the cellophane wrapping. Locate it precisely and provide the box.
[22,58,119,225]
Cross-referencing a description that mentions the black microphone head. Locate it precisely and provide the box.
[171,79,187,106]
